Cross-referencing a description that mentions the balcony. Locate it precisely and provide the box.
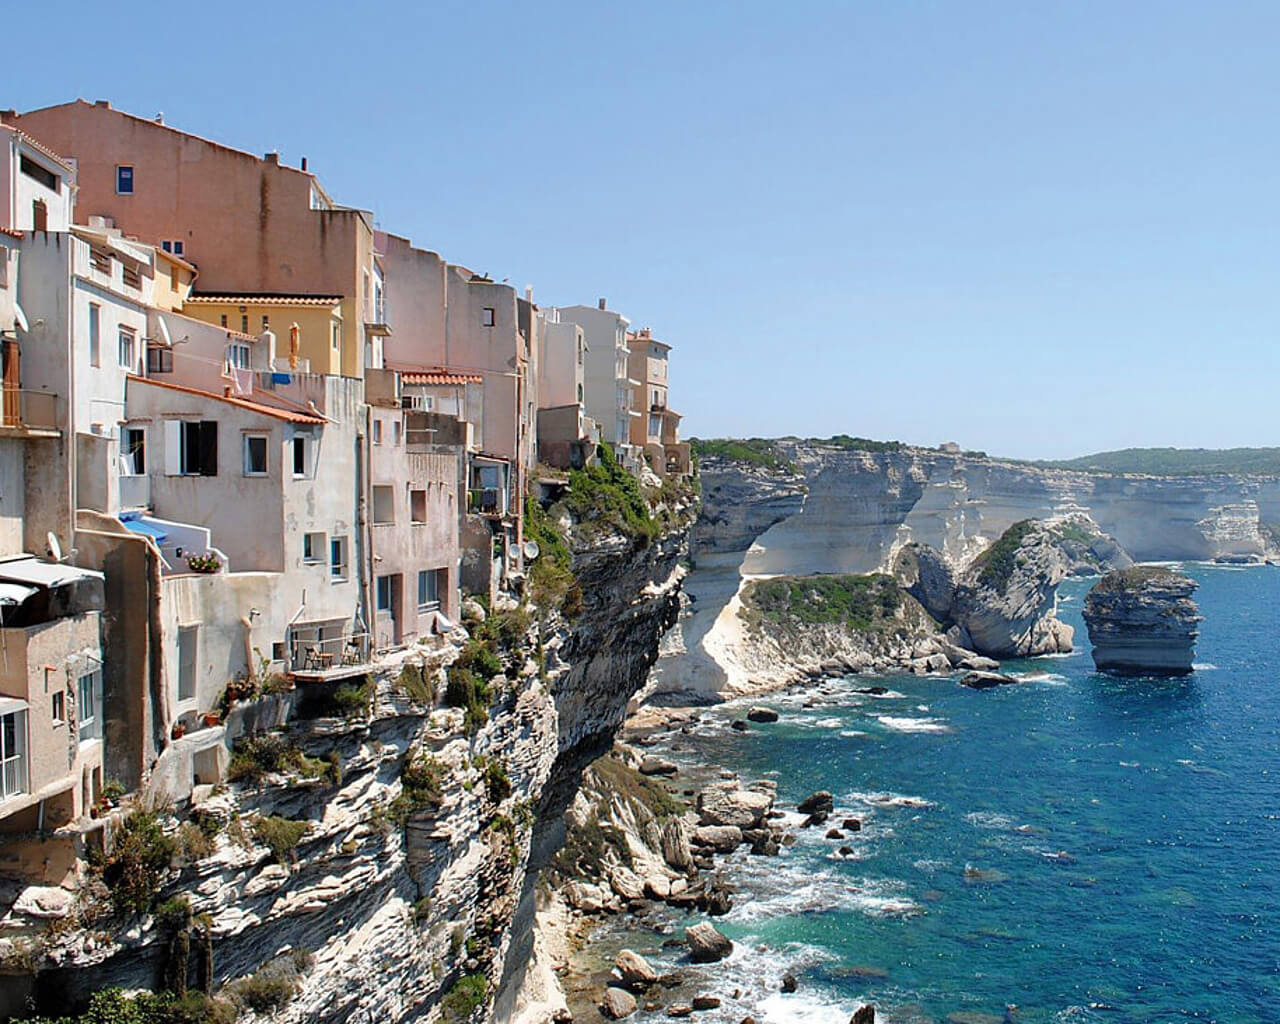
[364,298,392,337]
[468,488,508,517]
[119,474,150,510]
[0,388,60,438]
[1,749,27,803]
[287,631,372,683]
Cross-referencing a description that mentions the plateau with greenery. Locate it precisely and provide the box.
[740,573,908,633]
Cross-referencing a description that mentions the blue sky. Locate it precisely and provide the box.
[8,1,1279,458]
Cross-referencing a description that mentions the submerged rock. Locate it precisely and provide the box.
[746,706,779,723]
[797,791,834,816]
[959,671,1021,690]
[1082,566,1202,676]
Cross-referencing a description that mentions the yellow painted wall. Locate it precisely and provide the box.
[181,301,344,375]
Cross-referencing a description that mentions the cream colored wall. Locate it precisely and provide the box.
[182,301,343,375]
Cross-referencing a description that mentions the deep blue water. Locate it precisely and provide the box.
[602,565,1280,1024]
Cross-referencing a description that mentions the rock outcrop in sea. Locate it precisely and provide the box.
[1082,567,1202,676]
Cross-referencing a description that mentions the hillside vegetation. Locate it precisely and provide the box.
[1032,447,1280,476]
[689,438,796,473]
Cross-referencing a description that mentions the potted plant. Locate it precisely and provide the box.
[202,710,222,727]
[187,552,222,574]
[171,720,186,740]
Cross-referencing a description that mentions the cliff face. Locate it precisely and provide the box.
[8,524,689,1024]
[653,444,1272,700]
[1082,567,1202,676]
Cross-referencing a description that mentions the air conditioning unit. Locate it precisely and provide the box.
[401,394,434,412]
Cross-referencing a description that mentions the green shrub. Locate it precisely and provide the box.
[253,816,310,863]
[386,754,447,824]
[974,520,1037,594]
[101,811,175,917]
[224,952,309,1015]
[441,974,489,1021]
[524,497,577,611]
[175,822,214,862]
[689,437,796,473]
[483,759,511,805]
[816,434,905,453]
[396,662,436,705]
[19,988,237,1024]
[445,666,491,733]
[454,641,502,682]
[743,573,905,631]
[227,733,327,785]
[563,443,658,541]
[331,679,374,717]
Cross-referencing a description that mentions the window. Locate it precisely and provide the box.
[173,240,184,256]
[165,420,218,476]
[243,434,268,476]
[392,420,402,446]
[51,691,65,724]
[0,709,27,799]
[118,329,136,370]
[417,569,441,610]
[122,262,141,290]
[482,307,496,327]
[261,315,269,331]
[331,322,341,350]
[303,531,325,563]
[147,346,173,374]
[177,627,198,702]
[161,240,170,253]
[240,314,249,334]
[32,199,47,232]
[122,426,146,475]
[330,536,348,581]
[20,155,58,191]
[229,342,251,369]
[649,414,662,438]
[219,314,228,328]
[372,419,383,445]
[161,240,185,257]
[78,669,102,742]
[88,304,101,367]
[577,383,584,403]
[292,435,308,477]
[116,166,134,194]
[376,575,393,612]
[410,489,427,524]
[372,485,394,524]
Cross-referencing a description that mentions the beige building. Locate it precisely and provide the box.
[627,328,690,478]
[536,310,597,470]
[3,101,383,380]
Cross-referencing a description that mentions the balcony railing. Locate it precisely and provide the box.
[119,474,151,509]
[0,752,26,801]
[1,388,59,432]
[288,632,371,679]
[468,488,508,516]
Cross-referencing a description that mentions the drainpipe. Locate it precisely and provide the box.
[286,589,308,671]
[240,613,255,681]
[354,402,372,645]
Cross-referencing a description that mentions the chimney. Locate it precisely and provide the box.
[264,152,279,165]
[525,285,533,302]
[154,112,164,124]
[300,156,308,171]
[94,99,111,109]
[598,298,607,310]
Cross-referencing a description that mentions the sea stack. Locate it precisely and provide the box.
[1082,567,1202,676]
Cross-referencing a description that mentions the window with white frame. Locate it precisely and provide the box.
[121,426,146,475]
[372,419,383,445]
[0,708,26,800]
[164,420,218,476]
[291,434,309,478]
[51,691,65,724]
[228,342,251,369]
[118,328,136,370]
[116,165,134,195]
[78,669,102,742]
[243,433,268,476]
[330,536,349,581]
[482,307,495,327]
[417,569,441,610]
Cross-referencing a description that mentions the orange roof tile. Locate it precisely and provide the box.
[187,292,343,306]
[126,375,326,424]
[402,371,484,386]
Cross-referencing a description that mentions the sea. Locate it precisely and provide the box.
[573,564,1280,1024]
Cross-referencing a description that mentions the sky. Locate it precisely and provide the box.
[6,0,1279,459]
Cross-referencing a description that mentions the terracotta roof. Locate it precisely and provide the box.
[402,371,483,386]
[0,227,23,239]
[187,293,343,306]
[126,375,326,424]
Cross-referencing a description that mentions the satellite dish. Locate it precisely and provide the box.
[47,532,63,562]
[523,540,540,561]
[157,315,172,346]
[15,303,29,333]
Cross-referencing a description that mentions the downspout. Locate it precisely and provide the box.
[240,614,255,681]
[285,589,308,672]
[65,242,77,553]
[354,402,372,643]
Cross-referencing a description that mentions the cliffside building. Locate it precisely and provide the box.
[626,327,690,478]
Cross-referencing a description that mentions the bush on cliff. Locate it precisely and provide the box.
[565,443,658,542]
[973,520,1037,594]
[689,437,796,473]
[441,974,488,1021]
[19,988,237,1024]
[742,574,905,632]
[227,733,328,785]
[253,816,310,864]
[99,811,176,917]
[524,495,580,615]
[445,665,491,732]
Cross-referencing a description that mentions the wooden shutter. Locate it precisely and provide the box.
[164,421,183,475]
[198,421,218,476]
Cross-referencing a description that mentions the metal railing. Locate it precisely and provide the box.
[0,752,27,801]
[288,632,371,673]
[468,488,507,516]
[1,388,59,430]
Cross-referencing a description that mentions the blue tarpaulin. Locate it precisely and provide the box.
[121,518,169,543]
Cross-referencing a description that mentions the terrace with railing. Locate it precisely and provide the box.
[287,631,372,682]
[0,387,60,437]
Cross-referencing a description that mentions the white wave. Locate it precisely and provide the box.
[1119,761,1139,768]
[876,715,951,734]
[838,729,868,738]
[913,857,951,873]
[847,789,936,809]
[755,990,866,1024]
[813,716,845,729]
[965,811,1017,830]
[852,688,907,699]
[1192,662,1218,671]
[915,704,930,711]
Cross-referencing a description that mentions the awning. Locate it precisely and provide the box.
[0,696,29,716]
[0,556,104,589]
[122,518,169,544]
[0,582,38,605]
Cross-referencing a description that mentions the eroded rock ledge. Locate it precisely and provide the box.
[1082,567,1202,676]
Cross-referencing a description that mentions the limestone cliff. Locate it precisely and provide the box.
[655,442,1263,700]
[1082,567,1202,676]
[2,516,690,1024]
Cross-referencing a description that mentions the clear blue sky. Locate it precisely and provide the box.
[8,1,1279,458]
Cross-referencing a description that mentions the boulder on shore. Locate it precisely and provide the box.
[615,949,659,989]
[601,986,638,1019]
[686,921,734,962]
[959,671,1021,690]
[747,706,779,723]
[1082,566,1202,676]
[797,791,834,816]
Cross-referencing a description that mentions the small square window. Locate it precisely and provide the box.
[173,240,184,256]
[330,536,349,581]
[161,240,172,253]
[303,531,325,563]
[482,307,496,327]
[52,690,65,723]
[116,165,134,195]
[417,569,440,610]
[376,575,393,612]
[292,436,308,477]
[243,434,268,476]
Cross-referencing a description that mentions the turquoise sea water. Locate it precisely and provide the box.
[600,565,1280,1023]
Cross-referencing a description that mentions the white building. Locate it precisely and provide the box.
[552,300,641,468]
